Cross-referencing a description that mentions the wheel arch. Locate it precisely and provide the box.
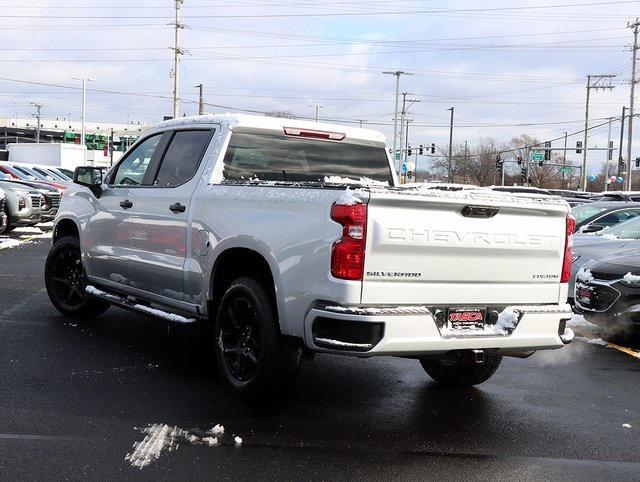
[53,218,80,243]
[208,246,280,327]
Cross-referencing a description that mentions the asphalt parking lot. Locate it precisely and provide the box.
[1,233,639,480]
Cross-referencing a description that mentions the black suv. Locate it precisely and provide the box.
[574,251,640,337]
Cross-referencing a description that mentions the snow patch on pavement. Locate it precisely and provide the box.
[622,423,632,429]
[125,424,187,469]
[125,422,241,469]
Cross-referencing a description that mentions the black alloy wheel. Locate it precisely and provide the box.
[218,294,262,383]
[44,236,110,317]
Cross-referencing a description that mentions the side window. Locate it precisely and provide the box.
[111,134,162,186]
[153,130,212,188]
[598,209,640,227]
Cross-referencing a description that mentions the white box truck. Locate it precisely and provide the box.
[7,143,87,170]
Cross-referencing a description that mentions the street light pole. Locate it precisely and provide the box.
[309,104,324,122]
[72,77,96,148]
[195,84,204,115]
[626,18,639,191]
[447,107,454,182]
[383,71,412,173]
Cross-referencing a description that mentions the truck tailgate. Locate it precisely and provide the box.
[361,189,570,305]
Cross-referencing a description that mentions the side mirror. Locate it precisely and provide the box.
[73,166,103,198]
[582,224,604,233]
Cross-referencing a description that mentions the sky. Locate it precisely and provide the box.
[2,0,640,174]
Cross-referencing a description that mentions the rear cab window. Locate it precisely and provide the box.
[222,130,393,185]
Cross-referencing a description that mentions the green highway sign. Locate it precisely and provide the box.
[395,152,401,160]
[559,167,571,173]
[531,151,544,162]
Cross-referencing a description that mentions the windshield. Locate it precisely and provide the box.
[597,216,640,240]
[12,165,48,181]
[223,132,393,184]
[571,204,607,224]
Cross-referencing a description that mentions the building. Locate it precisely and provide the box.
[0,116,150,151]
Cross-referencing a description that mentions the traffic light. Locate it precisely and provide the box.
[544,141,551,161]
[538,161,543,167]
[407,146,412,157]
[419,145,424,155]
[609,141,614,161]
[576,141,582,154]
[636,157,640,168]
[495,154,502,169]
[521,167,526,182]
[430,143,436,154]
[517,156,523,165]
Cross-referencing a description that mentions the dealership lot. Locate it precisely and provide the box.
[0,236,639,480]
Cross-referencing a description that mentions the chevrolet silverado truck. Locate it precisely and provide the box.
[45,114,575,401]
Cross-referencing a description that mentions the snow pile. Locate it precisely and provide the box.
[125,424,188,469]
[125,422,240,469]
[207,424,225,436]
[599,233,619,240]
[133,304,196,324]
[623,272,640,285]
[0,238,22,250]
[323,176,388,186]
[202,437,218,446]
[494,307,520,334]
[335,189,364,206]
[622,423,632,429]
[576,268,594,284]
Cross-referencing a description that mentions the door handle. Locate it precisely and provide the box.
[169,202,186,213]
[119,199,133,209]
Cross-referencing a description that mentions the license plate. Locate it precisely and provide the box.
[577,288,592,305]
[447,307,486,330]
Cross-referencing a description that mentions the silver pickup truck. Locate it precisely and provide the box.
[46,114,575,402]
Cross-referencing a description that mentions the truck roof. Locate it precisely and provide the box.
[153,113,387,144]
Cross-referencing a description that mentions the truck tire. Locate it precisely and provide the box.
[44,235,110,318]
[420,354,502,388]
[214,277,302,403]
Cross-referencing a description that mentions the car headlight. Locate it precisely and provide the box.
[18,195,26,210]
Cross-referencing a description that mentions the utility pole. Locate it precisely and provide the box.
[604,117,613,191]
[383,70,412,172]
[171,0,186,119]
[618,105,627,179]
[447,107,454,182]
[399,93,420,164]
[30,102,42,143]
[356,119,366,128]
[626,18,639,191]
[72,77,96,148]
[310,104,324,122]
[581,74,616,190]
[195,83,204,115]
[562,131,568,189]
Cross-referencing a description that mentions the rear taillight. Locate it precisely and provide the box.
[561,215,576,283]
[330,203,367,280]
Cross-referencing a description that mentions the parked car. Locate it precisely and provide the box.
[490,186,553,195]
[0,162,67,191]
[0,187,7,235]
[46,114,575,401]
[0,172,61,223]
[0,176,42,232]
[570,215,640,302]
[574,250,640,338]
[571,201,640,233]
[590,191,640,202]
[548,189,593,199]
[564,197,595,207]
